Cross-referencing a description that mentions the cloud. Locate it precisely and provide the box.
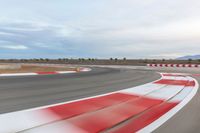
[0,44,28,50]
[0,0,200,58]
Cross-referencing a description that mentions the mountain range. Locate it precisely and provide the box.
[177,55,200,60]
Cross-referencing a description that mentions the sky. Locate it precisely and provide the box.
[0,0,200,59]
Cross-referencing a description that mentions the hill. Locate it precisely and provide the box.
[177,55,200,60]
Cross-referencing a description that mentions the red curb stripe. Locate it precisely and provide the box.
[36,72,58,75]
[111,102,178,133]
[192,74,200,76]
[46,93,138,120]
[67,97,164,132]
[154,79,195,86]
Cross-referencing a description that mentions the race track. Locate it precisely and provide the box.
[0,66,200,132]
[0,67,159,114]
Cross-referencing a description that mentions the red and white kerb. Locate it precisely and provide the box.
[0,68,91,77]
[0,73,198,133]
[147,64,200,68]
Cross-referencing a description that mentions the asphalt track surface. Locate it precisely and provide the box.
[1,66,200,133]
[0,67,160,114]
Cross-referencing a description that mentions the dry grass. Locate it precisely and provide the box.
[0,65,78,74]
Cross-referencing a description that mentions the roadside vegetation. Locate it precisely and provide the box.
[0,58,200,66]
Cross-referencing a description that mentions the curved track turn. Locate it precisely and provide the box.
[0,67,159,114]
[1,66,200,132]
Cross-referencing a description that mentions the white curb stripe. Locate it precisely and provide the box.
[0,73,38,76]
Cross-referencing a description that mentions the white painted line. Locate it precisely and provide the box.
[56,71,77,74]
[161,76,188,81]
[0,73,37,76]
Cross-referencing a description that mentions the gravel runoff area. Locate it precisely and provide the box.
[0,64,79,74]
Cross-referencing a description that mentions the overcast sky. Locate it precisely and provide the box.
[0,0,200,59]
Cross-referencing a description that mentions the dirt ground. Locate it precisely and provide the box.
[0,65,78,73]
